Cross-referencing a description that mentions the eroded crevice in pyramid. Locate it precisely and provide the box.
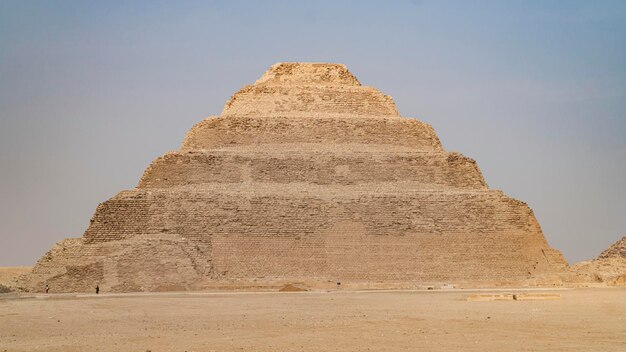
[18,62,568,293]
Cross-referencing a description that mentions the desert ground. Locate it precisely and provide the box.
[0,267,30,285]
[1,287,624,352]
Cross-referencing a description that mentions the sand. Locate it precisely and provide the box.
[0,267,30,284]
[1,287,624,351]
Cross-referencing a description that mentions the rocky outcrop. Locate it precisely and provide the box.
[17,63,568,292]
[570,236,626,286]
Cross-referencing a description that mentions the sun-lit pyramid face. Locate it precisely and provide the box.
[19,62,568,293]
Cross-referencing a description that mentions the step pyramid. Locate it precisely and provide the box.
[19,63,567,292]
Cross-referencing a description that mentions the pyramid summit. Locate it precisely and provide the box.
[253,62,362,86]
[220,62,398,118]
[18,62,568,292]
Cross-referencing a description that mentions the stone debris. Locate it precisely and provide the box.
[513,293,561,301]
[466,293,561,301]
[466,293,515,301]
[599,236,626,259]
[569,235,626,286]
[278,284,308,292]
[17,63,569,293]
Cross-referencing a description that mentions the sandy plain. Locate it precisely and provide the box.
[0,267,30,284]
[1,287,624,352]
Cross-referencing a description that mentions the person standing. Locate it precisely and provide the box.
[95,285,99,295]
[45,284,49,293]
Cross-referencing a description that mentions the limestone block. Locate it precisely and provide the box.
[513,293,561,301]
[466,293,515,301]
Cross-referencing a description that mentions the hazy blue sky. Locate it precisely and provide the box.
[1,1,625,266]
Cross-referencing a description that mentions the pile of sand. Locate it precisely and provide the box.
[0,267,31,284]
[278,283,308,292]
[0,267,32,293]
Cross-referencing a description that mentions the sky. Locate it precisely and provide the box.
[0,0,625,266]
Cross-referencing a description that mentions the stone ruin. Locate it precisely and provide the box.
[17,63,569,292]
[569,236,626,286]
[598,235,626,259]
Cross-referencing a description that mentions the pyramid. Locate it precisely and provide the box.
[19,63,568,292]
[599,236,626,259]
[569,236,626,286]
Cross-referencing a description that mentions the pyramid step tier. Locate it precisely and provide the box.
[182,115,441,150]
[138,148,486,189]
[222,85,399,117]
[51,185,567,289]
[253,63,362,87]
[25,229,564,293]
[85,185,539,244]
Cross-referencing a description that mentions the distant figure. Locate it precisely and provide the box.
[95,285,99,295]
[45,284,49,294]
